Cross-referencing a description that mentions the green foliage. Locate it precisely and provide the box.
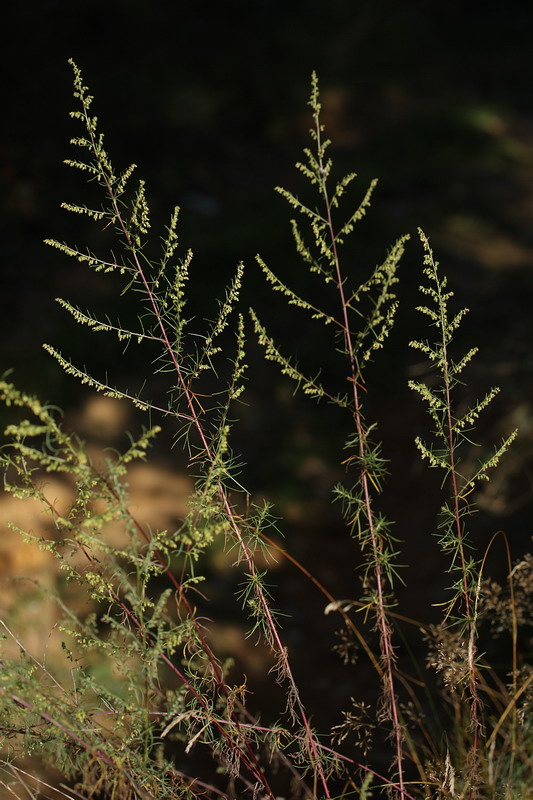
[409,231,517,611]
[409,230,523,797]
[252,69,410,794]
[0,63,530,800]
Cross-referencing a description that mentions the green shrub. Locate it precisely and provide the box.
[0,62,531,800]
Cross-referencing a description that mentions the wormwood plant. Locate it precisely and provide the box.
[408,233,520,797]
[250,73,409,793]
[0,62,531,800]
[0,62,332,800]
[246,80,530,798]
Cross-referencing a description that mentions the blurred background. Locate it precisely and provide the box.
[1,0,533,774]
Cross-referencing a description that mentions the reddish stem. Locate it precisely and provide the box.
[314,114,405,797]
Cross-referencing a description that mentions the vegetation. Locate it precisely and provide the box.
[0,62,531,799]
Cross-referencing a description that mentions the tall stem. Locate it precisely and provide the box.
[314,116,405,797]
[81,95,331,794]
[435,267,481,795]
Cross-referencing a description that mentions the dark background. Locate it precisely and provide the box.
[2,0,533,752]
